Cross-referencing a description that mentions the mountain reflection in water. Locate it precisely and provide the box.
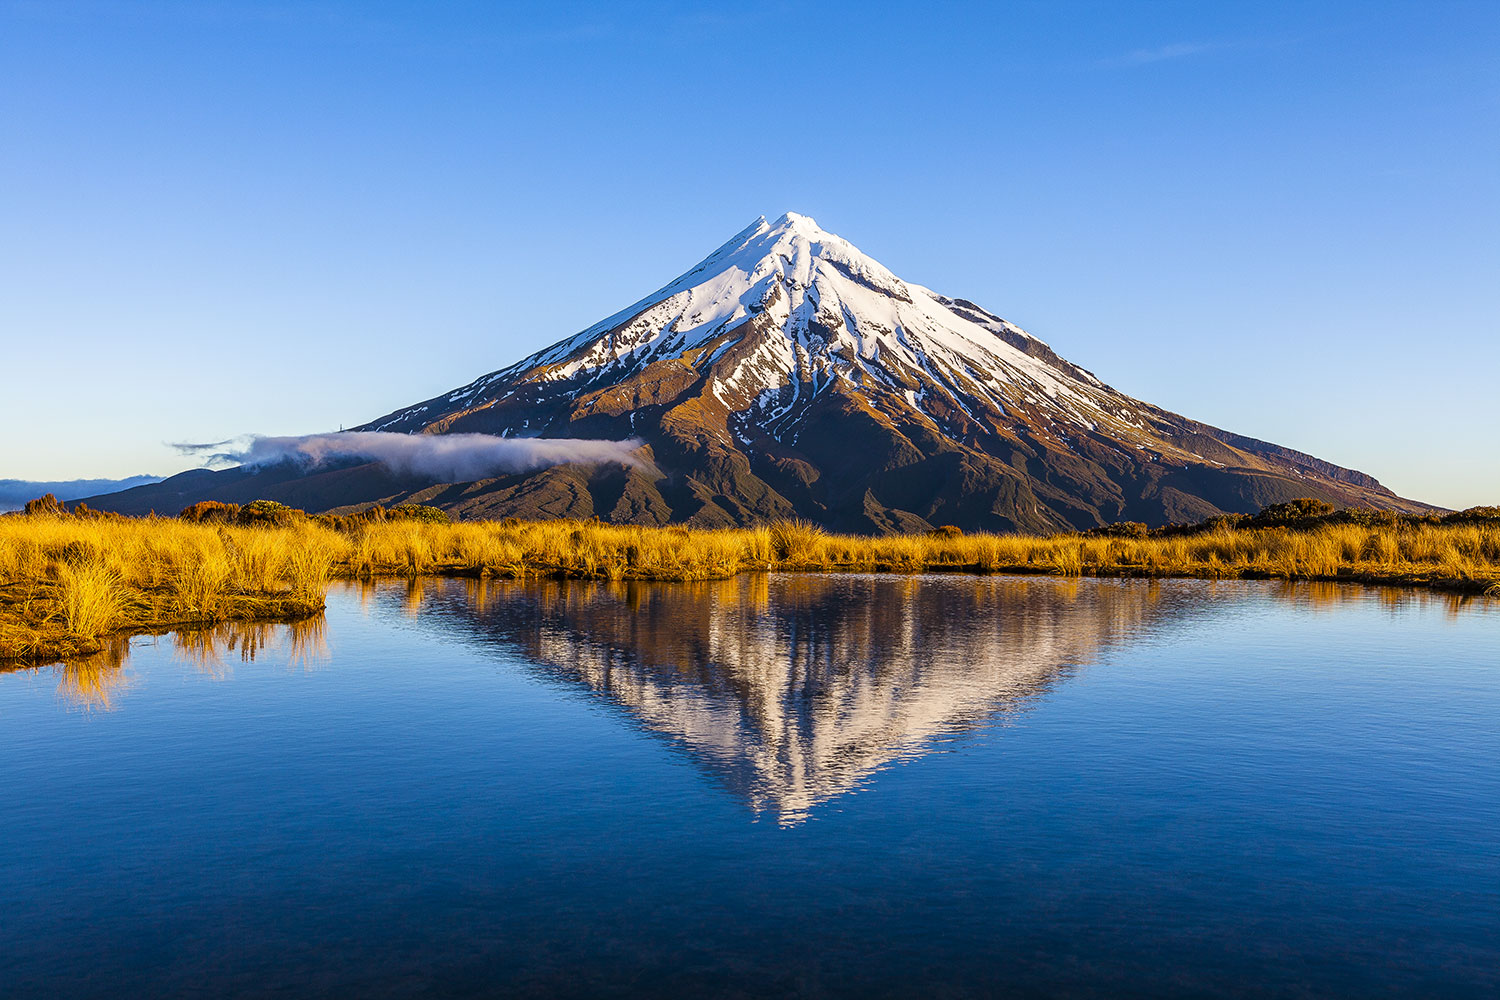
[393,573,1184,824]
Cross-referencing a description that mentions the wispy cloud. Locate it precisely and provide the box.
[1100,34,1306,70]
[1101,41,1218,68]
[169,438,236,453]
[173,431,644,482]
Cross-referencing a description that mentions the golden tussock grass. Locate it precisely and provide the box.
[0,514,342,663]
[2,510,1497,664]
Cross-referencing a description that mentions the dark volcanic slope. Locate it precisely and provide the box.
[89,213,1433,529]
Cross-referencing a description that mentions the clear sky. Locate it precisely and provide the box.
[2,0,1496,508]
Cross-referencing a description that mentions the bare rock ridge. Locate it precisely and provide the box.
[90,212,1432,529]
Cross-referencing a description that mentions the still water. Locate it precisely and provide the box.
[1,575,1496,998]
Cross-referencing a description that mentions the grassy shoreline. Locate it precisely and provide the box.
[2,503,1497,664]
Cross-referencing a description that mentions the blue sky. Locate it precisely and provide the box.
[2,0,1496,508]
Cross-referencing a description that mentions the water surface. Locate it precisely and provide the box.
[2,575,1496,998]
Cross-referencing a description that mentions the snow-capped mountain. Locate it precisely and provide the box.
[352,212,1423,530]
[370,213,1112,445]
[92,212,1428,527]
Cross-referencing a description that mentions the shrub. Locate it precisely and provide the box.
[68,503,123,521]
[235,499,304,528]
[312,506,394,532]
[1445,506,1500,524]
[23,494,67,517]
[1083,521,1148,538]
[389,504,451,524]
[927,525,963,539]
[179,500,242,524]
[1324,506,1402,528]
[1252,498,1337,528]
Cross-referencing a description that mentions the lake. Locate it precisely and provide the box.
[2,575,1496,998]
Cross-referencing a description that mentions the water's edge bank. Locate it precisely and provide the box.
[4,510,1497,665]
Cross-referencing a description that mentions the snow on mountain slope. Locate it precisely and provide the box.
[374,214,1127,440]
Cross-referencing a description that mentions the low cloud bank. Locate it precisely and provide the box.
[176,431,644,482]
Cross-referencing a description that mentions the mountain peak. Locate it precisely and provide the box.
[377,213,1101,440]
[728,211,855,264]
[767,210,823,233]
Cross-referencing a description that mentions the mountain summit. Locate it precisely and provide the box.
[95,213,1430,528]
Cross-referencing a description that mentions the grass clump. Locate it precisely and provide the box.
[57,558,126,635]
[0,503,341,663]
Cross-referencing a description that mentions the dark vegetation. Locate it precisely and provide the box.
[1085,499,1500,539]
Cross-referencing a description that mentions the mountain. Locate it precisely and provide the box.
[0,475,163,512]
[88,213,1432,530]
